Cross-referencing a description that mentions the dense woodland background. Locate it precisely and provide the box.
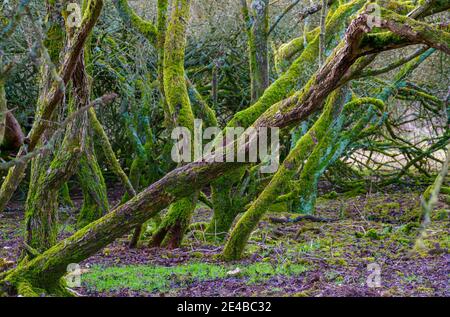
[0,0,449,297]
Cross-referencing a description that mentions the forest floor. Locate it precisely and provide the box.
[0,184,449,297]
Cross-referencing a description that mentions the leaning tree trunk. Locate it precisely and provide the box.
[207,0,361,240]
[25,38,90,254]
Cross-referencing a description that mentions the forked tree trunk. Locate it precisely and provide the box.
[0,0,104,213]
[26,44,90,253]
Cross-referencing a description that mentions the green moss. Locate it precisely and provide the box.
[366,229,382,240]
[114,0,157,44]
[151,195,197,248]
[322,191,338,199]
[59,183,74,208]
[432,209,448,221]
[207,170,245,241]
[82,261,309,294]
[228,0,366,129]
[372,202,400,216]
[294,290,314,297]
[16,280,40,297]
[327,257,348,266]
[77,149,109,228]
[399,222,420,235]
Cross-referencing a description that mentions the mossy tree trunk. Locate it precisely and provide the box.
[23,0,66,253]
[150,0,199,249]
[242,0,270,103]
[207,0,359,241]
[0,0,104,213]
[76,0,110,229]
[76,133,109,228]
[25,35,90,253]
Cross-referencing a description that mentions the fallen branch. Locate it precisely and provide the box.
[269,215,337,223]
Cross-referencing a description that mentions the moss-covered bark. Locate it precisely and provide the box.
[23,0,67,252]
[150,0,198,249]
[26,38,90,252]
[206,170,244,241]
[0,79,6,146]
[222,89,348,260]
[113,0,158,44]
[76,136,109,228]
[0,0,104,213]
[59,183,74,208]
[76,0,110,229]
[210,0,360,242]
[242,0,270,103]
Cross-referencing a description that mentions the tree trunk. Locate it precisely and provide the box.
[150,0,199,249]
[26,41,90,253]
[0,0,104,213]
[76,135,109,229]
[243,0,270,103]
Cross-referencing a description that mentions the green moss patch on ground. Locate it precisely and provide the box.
[81,261,309,295]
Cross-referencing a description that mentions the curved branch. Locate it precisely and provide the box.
[113,0,158,44]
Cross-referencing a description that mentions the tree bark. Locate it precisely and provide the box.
[0,0,104,213]
[242,0,270,103]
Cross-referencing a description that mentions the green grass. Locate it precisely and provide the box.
[81,262,309,293]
